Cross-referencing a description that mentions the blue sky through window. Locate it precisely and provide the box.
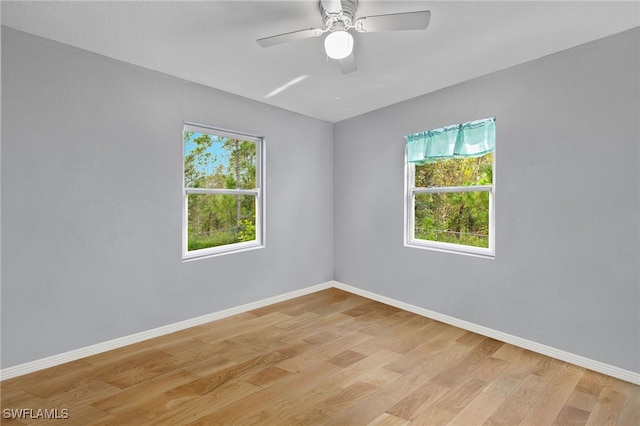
[184,132,230,176]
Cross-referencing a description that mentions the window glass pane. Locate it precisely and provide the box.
[415,152,492,188]
[187,193,256,251]
[414,191,489,248]
[184,131,257,190]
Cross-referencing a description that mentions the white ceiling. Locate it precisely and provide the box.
[2,1,638,123]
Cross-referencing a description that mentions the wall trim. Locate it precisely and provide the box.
[2,279,638,385]
[331,280,640,385]
[0,281,333,381]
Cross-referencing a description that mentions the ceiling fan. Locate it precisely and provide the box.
[257,0,431,74]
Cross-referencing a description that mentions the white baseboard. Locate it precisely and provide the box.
[0,281,333,381]
[2,279,638,385]
[330,280,640,385]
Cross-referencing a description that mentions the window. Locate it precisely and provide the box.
[405,117,495,257]
[183,123,264,259]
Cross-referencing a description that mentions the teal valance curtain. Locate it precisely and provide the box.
[405,117,495,164]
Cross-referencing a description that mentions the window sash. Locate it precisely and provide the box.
[411,185,492,194]
[185,188,259,196]
[183,190,263,259]
[405,162,494,258]
[183,123,261,144]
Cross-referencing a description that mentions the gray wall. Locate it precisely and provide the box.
[334,28,639,373]
[1,27,334,368]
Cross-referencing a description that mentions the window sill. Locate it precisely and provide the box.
[405,240,494,259]
[182,241,264,262]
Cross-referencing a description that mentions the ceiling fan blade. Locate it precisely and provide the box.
[339,52,357,74]
[355,10,431,32]
[257,28,323,48]
[321,0,342,14]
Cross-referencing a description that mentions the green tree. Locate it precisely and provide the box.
[414,153,492,247]
[222,139,257,242]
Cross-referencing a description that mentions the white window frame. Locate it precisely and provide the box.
[182,123,265,261]
[404,152,495,258]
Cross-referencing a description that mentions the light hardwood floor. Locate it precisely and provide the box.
[1,288,638,425]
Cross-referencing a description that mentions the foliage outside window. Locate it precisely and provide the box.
[405,118,494,257]
[183,123,263,259]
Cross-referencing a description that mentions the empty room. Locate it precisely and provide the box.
[1,1,639,424]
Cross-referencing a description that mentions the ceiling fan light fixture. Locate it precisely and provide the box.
[324,30,353,60]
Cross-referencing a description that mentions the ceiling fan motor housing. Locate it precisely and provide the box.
[321,0,358,31]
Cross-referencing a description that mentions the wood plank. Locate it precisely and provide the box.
[1,359,95,397]
[277,330,372,373]
[519,364,585,425]
[446,389,505,425]
[585,376,632,425]
[245,383,343,425]
[617,381,640,426]
[139,380,257,421]
[327,349,367,367]
[433,377,488,414]
[386,381,450,420]
[553,405,590,425]
[410,405,457,426]
[408,343,476,387]
[89,406,156,425]
[368,413,410,426]
[472,356,509,383]
[325,381,381,409]
[565,369,608,412]
[483,371,559,424]
[323,349,402,388]
[323,376,423,425]
[91,368,203,413]
[185,361,342,425]
[91,349,182,389]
